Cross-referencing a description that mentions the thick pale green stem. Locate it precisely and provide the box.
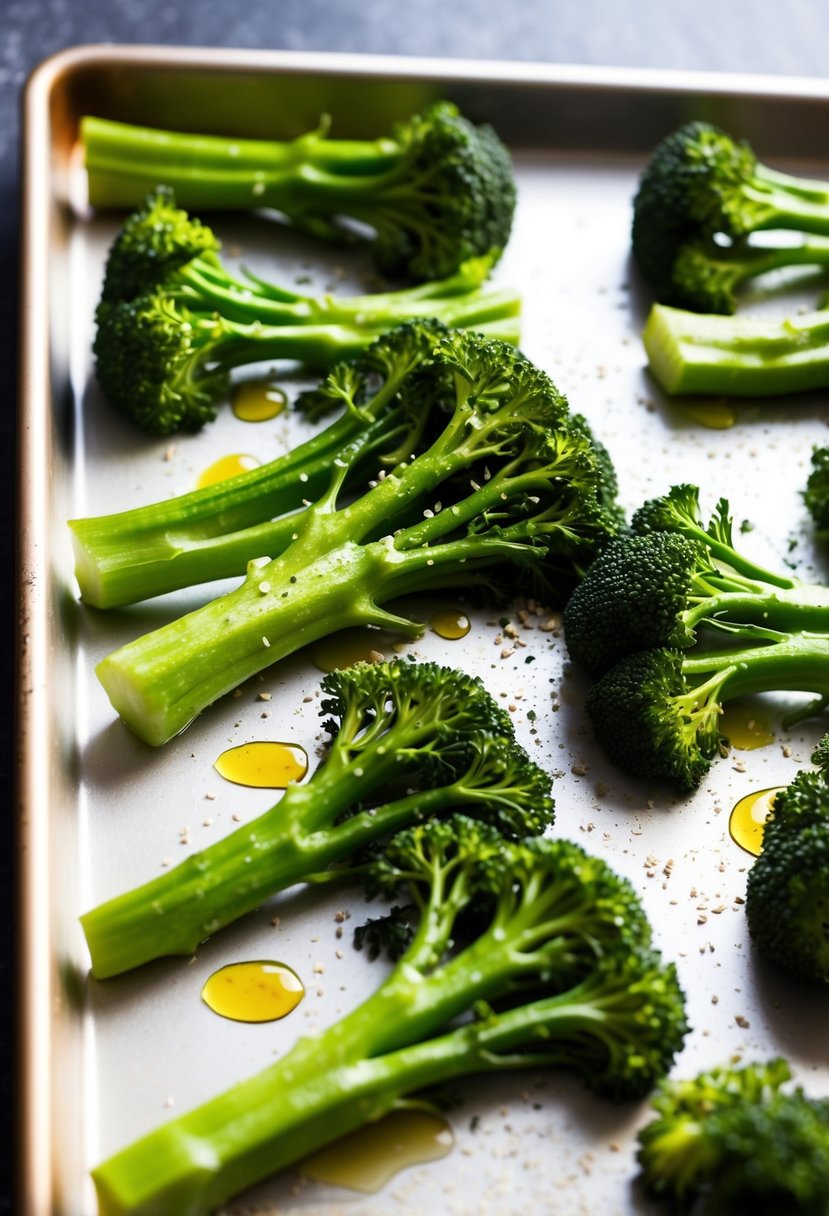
[82,758,488,977]
[82,116,405,211]
[93,402,551,744]
[645,304,829,397]
[68,409,398,607]
[748,165,829,234]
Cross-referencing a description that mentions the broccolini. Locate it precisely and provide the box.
[91,814,687,1215]
[94,329,621,745]
[746,736,829,983]
[633,120,829,313]
[81,659,554,978]
[82,101,517,282]
[638,1057,829,1214]
[93,188,520,433]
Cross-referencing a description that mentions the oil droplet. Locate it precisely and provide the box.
[197,453,260,488]
[729,788,783,856]
[202,960,304,1023]
[719,703,775,750]
[301,1109,454,1193]
[678,399,737,430]
[310,628,407,673]
[429,609,471,640]
[232,381,287,423]
[214,741,308,789]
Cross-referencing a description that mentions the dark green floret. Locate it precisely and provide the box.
[93,188,520,434]
[663,235,829,315]
[564,521,829,678]
[82,101,517,282]
[566,484,829,676]
[585,638,829,793]
[633,121,829,309]
[638,1058,829,1214]
[93,329,621,745]
[91,813,687,1216]
[805,446,829,537]
[81,659,554,978]
[746,735,829,983]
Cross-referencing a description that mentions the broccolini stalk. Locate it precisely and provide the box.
[643,302,829,397]
[81,660,554,978]
[82,101,517,282]
[95,330,620,745]
[91,816,687,1216]
[70,320,448,607]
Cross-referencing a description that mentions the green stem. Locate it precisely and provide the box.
[68,412,391,607]
[90,967,630,1216]
[82,116,406,211]
[644,303,829,397]
[92,396,553,743]
[175,261,518,333]
[747,165,829,234]
[731,236,829,282]
[91,1014,492,1216]
[81,762,469,978]
[684,585,829,634]
[682,632,829,703]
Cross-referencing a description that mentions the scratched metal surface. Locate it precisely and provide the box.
[21,48,829,1216]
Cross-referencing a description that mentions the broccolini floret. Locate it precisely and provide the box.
[633,121,829,312]
[71,318,450,607]
[94,329,621,746]
[573,485,829,790]
[746,736,829,983]
[657,235,829,315]
[82,101,517,282]
[638,1058,829,1214]
[91,814,687,1215]
[81,658,554,978]
[586,640,829,793]
[805,446,829,537]
[564,487,829,676]
[93,188,520,434]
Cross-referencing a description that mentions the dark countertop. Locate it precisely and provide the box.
[3,4,828,1213]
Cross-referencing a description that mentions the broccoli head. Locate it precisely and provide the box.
[746,734,829,983]
[633,120,829,305]
[585,637,829,792]
[565,488,829,676]
[805,446,829,537]
[638,1058,829,1215]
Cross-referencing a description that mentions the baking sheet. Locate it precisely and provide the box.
[20,47,829,1216]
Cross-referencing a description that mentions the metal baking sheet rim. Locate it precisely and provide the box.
[18,44,829,1216]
